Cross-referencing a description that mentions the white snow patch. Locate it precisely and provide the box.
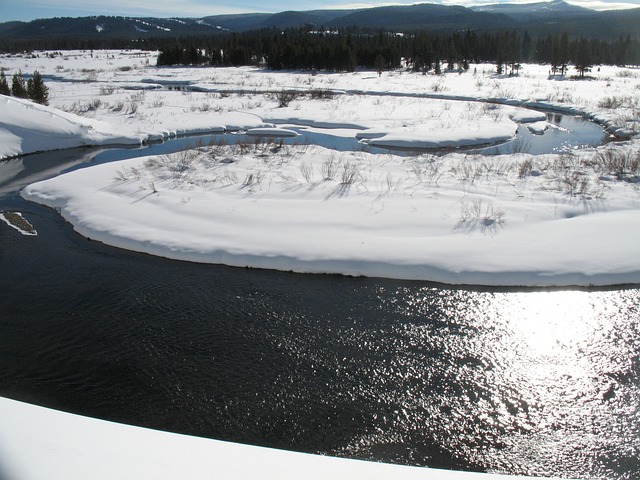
[527,121,549,134]
[246,127,299,137]
[508,110,547,123]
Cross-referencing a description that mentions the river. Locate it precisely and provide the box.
[0,123,638,479]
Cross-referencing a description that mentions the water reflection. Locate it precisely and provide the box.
[475,113,607,155]
[325,287,640,478]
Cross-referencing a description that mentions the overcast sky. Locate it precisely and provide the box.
[0,0,637,22]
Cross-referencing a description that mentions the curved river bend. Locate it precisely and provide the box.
[0,125,638,479]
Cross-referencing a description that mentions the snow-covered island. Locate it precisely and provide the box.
[2,50,639,287]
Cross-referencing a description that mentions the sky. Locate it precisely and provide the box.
[0,0,638,22]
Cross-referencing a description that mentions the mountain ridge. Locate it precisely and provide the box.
[0,1,638,43]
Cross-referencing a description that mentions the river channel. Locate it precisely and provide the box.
[0,121,638,479]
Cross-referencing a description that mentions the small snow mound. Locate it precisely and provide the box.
[509,110,547,123]
[527,121,549,135]
[246,128,299,138]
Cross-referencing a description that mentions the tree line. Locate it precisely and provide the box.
[1,70,50,105]
[155,28,640,75]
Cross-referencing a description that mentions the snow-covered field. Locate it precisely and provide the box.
[2,50,640,286]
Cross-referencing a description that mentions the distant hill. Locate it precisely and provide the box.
[1,1,639,44]
[201,10,354,31]
[327,4,513,31]
[0,15,224,40]
[472,0,595,20]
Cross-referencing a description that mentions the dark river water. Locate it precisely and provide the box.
[0,129,638,479]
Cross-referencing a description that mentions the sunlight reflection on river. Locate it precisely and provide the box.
[331,287,640,478]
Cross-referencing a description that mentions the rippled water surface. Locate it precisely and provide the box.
[1,201,638,479]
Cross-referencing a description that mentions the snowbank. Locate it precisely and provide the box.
[0,95,279,158]
[21,143,640,287]
[0,397,546,480]
[365,123,515,150]
[0,95,145,158]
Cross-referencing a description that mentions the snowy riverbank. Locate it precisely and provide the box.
[0,396,548,480]
[3,50,640,286]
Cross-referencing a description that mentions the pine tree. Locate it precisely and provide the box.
[550,36,560,75]
[27,70,49,105]
[0,71,10,96]
[559,33,570,76]
[574,38,592,78]
[11,71,28,98]
[374,54,385,77]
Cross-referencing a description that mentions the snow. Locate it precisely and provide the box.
[526,121,549,134]
[0,396,546,480]
[2,50,640,287]
[0,95,145,158]
[246,127,300,137]
[508,110,547,123]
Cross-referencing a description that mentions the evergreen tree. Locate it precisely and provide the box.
[374,54,385,76]
[559,33,570,75]
[574,38,592,78]
[0,71,10,96]
[550,36,560,75]
[495,31,507,75]
[27,70,49,105]
[11,71,28,98]
[506,30,521,76]
[521,31,533,62]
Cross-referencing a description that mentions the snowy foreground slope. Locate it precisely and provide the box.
[3,51,640,286]
[0,397,545,480]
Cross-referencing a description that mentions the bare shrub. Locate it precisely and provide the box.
[125,102,139,115]
[299,162,314,182]
[431,81,446,92]
[276,90,299,108]
[592,149,640,180]
[321,154,339,180]
[598,96,627,109]
[99,85,115,95]
[82,69,99,82]
[242,172,263,189]
[616,70,636,78]
[518,158,534,178]
[88,98,102,111]
[159,149,202,177]
[309,89,336,100]
[456,199,505,235]
[341,162,360,185]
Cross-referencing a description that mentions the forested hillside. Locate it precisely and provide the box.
[155,28,640,73]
